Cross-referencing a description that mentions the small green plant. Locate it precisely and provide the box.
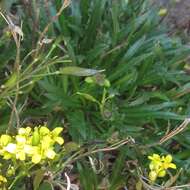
[77,74,114,119]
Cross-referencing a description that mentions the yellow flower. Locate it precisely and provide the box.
[148,154,161,162]
[18,128,26,135]
[39,126,50,136]
[32,153,42,164]
[148,154,162,171]
[0,175,7,185]
[148,154,176,182]
[4,143,17,154]
[0,135,14,160]
[16,135,26,145]
[18,127,31,136]
[24,145,35,155]
[16,151,26,161]
[161,154,176,170]
[51,127,63,136]
[41,136,54,150]
[51,127,64,145]
[0,126,65,164]
[45,149,56,159]
[0,135,12,147]
[54,137,64,145]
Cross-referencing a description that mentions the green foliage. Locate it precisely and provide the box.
[28,0,190,143]
[0,0,190,189]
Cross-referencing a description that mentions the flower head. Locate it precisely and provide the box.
[148,154,176,182]
[0,126,64,164]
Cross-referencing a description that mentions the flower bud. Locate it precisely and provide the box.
[0,135,12,146]
[39,126,50,136]
[158,8,167,16]
[32,128,40,146]
[6,167,15,177]
[104,79,110,87]
[85,77,94,84]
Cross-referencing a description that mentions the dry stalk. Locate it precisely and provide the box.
[140,118,190,149]
[34,0,71,58]
[53,138,133,177]
[0,12,23,133]
[159,118,190,144]
[140,175,190,190]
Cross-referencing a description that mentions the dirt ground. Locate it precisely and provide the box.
[155,0,190,33]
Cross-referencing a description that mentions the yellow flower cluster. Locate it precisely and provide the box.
[148,154,176,182]
[0,126,64,164]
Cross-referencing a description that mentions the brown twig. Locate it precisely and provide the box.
[139,118,190,149]
[140,174,190,190]
[159,118,190,144]
[53,138,133,177]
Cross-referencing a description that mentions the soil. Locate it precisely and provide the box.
[155,0,190,33]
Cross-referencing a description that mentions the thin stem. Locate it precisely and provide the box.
[8,174,24,190]
[8,29,22,133]
[34,0,71,58]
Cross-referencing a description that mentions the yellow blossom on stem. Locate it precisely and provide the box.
[148,154,176,182]
[161,155,176,170]
[0,126,65,164]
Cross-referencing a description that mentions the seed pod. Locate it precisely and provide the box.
[32,128,40,146]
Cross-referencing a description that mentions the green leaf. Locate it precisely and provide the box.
[33,169,46,190]
[67,111,91,142]
[110,149,126,190]
[3,72,18,88]
[59,66,104,76]
[39,182,53,190]
[64,141,80,153]
[77,92,99,104]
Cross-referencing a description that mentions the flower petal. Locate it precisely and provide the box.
[55,137,64,145]
[149,170,157,182]
[4,143,17,154]
[16,151,26,161]
[32,154,42,164]
[0,135,12,146]
[24,145,35,155]
[39,126,50,136]
[45,149,56,159]
[52,127,63,136]
[18,128,26,135]
[169,163,176,169]
[16,135,26,145]
[165,155,172,163]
